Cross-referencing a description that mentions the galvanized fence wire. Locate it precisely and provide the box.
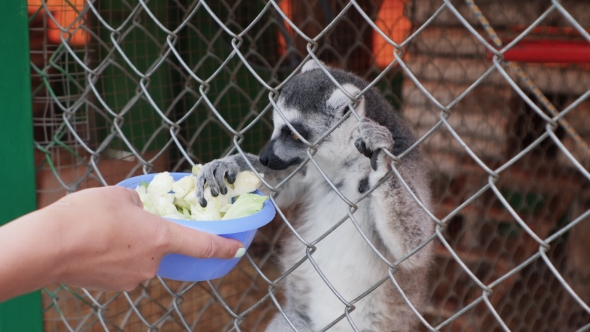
[29,0,590,330]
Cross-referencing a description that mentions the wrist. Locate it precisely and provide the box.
[32,205,72,286]
[0,208,66,301]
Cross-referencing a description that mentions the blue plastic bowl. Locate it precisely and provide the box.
[116,172,275,282]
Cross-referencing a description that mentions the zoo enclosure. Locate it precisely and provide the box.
[2,0,590,331]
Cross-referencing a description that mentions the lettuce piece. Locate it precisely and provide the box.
[182,189,198,207]
[221,193,268,220]
[147,172,174,197]
[220,203,232,213]
[181,206,191,219]
[136,173,176,217]
[205,186,232,209]
[135,170,267,221]
[189,203,222,221]
[172,175,196,200]
[191,164,203,176]
[174,196,191,209]
[230,171,263,196]
[153,196,177,216]
[136,185,156,214]
[172,175,196,209]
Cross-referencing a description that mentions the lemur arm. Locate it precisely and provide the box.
[356,118,434,270]
[195,153,302,209]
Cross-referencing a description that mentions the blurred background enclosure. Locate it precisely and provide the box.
[18,0,590,330]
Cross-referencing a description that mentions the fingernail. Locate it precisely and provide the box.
[234,247,246,258]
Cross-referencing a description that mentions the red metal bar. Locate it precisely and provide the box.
[487,40,590,64]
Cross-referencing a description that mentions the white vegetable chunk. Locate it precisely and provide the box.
[135,169,266,221]
[222,193,268,220]
[147,172,174,197]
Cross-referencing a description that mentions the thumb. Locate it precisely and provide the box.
[166,221,245,259]
[120,187,143,208]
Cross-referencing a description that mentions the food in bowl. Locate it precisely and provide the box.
[135,165,267,221]
[116,172,276,281]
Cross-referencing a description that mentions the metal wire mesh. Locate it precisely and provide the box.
[27,0,590,330]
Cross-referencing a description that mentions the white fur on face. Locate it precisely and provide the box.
[326,84,366,118]
[326,83,360,109]
[272,98,302,139]
[301,59,324,73]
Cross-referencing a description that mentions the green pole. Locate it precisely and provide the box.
[0,0,44,331]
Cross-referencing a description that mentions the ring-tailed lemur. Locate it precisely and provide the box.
[195,60,434,331]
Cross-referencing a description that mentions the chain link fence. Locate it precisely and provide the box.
[26,0,590,330]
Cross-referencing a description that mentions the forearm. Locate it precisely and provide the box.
[233,153,267,174]
[0,209,63,302]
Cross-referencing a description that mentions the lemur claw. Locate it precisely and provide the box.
[355,138,373,158]
[370,152,379,171]
[195,158,240,207]
[356,117,394,172]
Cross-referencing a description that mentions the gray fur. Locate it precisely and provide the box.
[196,61,435,331]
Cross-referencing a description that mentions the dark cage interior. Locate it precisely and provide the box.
[25,0,590,330]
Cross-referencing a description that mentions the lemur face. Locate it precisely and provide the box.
[259,63,363,170]
[259,97,313,170]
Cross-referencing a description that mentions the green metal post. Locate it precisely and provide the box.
[0,0,44,331]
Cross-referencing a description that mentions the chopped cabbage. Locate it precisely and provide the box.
[135,168,266,221]
[222,194,268,220]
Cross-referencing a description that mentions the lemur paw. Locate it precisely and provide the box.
[355,117,394,171]
[196,158,239,207]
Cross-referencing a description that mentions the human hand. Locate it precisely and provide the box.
[0,186,244,301]
[46,186,245,291]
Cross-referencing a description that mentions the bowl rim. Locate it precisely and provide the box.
[116,172,276,235]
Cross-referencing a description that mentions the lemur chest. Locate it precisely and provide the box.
[283,187,388,329]
[295,165,371,239]
[289,178,388,288]
[278,168,390,329]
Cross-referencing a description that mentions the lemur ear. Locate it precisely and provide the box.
[301,59,324,73]
[326,83,365,117]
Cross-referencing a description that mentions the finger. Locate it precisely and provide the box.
[100,186,142,208]
[226,168,237,184]
[205,168,220,197]
[354,138,365,154]
[167,222,245,259]
[360,117,374,126]
[196,175,208,207]
[124,188,143,208]
[355,138,372,158]
[214,166,229,195]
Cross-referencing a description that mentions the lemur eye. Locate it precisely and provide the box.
[291,131,300,140]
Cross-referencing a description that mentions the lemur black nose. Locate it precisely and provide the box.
[259,147,270,167]
[260,141,274,166]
